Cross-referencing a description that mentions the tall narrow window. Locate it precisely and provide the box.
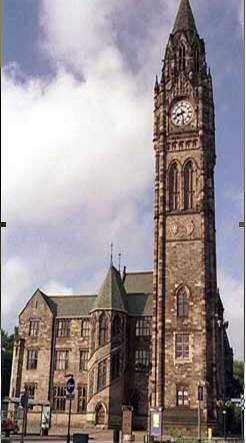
[29,320,39,337]
[77,385,87,413]
[81,319,90,337]
[26,350,38,370]
[178,45,186,71]
[55,350,69,371]
[177,288,189,318]
[89,370,94,399]
[99,313,108,346]
[175,334,190,360]
[184,161,194,210]
[80,350,89,371]
[98,359,107,391]
[24,383,36,399]
[169,163,179,211]
[56,319,70,337]
[91,318,96,352]
[53,385,66,411]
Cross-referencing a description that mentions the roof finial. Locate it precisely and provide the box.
[118,252,122,273]
[154,75,159,93]
[110,243,113,265]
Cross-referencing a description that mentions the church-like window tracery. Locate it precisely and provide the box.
[184,161,194,210]
[169,163,179,211]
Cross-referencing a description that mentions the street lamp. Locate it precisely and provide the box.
[222,409,227,439]
[216,316,229,400]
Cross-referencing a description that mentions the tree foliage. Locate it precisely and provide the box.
[1,328,18,398]
[233,360,244,389]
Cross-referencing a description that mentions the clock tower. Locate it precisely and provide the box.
[151,0,221,431]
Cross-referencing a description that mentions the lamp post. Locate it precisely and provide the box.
[222,409,227,439]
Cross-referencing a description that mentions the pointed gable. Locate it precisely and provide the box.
[91,265,127,313]
[172,0,198,35]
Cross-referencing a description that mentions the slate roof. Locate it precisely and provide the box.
[91,265,127,313]
[38,269,153,318]
[124,272,153,294]
[172,0,198,35]
[49,295,96,317]
[127,294,152,316]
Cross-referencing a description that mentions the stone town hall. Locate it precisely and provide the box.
[9,0,233,435]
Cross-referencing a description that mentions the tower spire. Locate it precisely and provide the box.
[172,0,198,35]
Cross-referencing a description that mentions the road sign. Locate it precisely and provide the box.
[66,377,75,395]
[150,409,163,438]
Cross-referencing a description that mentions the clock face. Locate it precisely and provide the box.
[171,101,194,126]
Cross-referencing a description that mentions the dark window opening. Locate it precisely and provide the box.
[136,318,151,336]
[99,313,108,346]
[81,319,90,337]
[56,319,70,337]
[177,289,189,318]
[29,320,39,337]
[55,350,69,371]
[78,385,87,413]
[169,163,179,211]
[53,385,66,411]
[80,350,89,371]
[98,359,107,391]
[135,349,150,372]
[184,161,194,210]
[26,350,38,370]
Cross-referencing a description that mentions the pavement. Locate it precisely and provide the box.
[1,430,147,443]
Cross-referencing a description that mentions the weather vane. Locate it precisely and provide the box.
[118,252,122,272]
[110,243,113,265]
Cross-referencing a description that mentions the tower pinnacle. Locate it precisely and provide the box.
[172,0,198,35]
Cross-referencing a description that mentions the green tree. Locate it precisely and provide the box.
[233,360,244,390]
[1,328,18,398]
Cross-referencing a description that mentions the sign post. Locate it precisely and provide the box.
[197,385,203,442]
[150,408,163,441]
[66,376,75,443]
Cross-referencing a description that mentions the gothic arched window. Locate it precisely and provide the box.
[177,288,189,318]
[184,161,194,210]
[178,45,186,71]
[169,163,179,211]
[99,313,108,346]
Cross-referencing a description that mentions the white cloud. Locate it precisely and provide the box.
[2,0,243,366]
[2,257,32,330]
[218,271,244,360]
[41,280,74,295]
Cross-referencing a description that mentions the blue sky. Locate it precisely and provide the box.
[2,0,244,359]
